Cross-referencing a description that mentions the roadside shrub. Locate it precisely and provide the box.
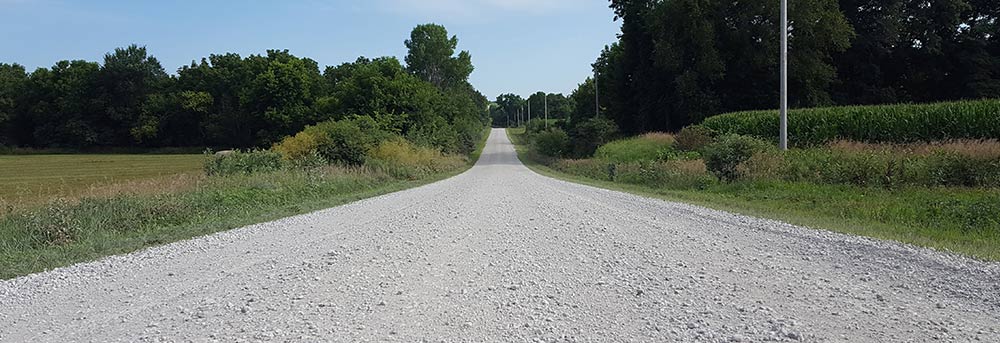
[703,135,774,181]
[309,116,389,165]
[550,158,614,181]
[407,116,460,154]
[366,138,466,179]
[701,99,1000,146]
[925,152,1000,187]
[525,118,549,136]
[204,149,283,176]
[675,125,716,152]
[595,133,676,163]
[614,160,715,190]
[533,128,571,157]
[272,131,321,162]
[571,116,619,158]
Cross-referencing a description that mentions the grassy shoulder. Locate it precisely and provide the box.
[507,128,999,261]
[0,130,491,280]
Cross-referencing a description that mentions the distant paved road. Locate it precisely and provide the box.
[2,129,998,342]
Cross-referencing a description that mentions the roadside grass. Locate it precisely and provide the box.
[0,154,205,211]
[507,128,1000,261]
[0,130,491,279]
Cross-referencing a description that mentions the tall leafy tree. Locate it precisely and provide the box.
[97,44,168,145]
[0,63,27,146]
[404,24,474,90]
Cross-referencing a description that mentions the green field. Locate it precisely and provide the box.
[0,154,205,208]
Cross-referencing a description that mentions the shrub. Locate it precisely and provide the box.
[701,99,1000,146]
[204,149,283,176]
[550,159,614,181]
[272,131,321,161]
[595,133,676,163]
[366,138,466,179]
[675,125,716,152]
[309,116,389,165]
[533,128,571,157]
[703,135,774,181]
[571,116,619,158]
[614,160,716,190]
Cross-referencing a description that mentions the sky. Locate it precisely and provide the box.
[0,0,621,99]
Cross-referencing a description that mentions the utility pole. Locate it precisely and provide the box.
[544,93,549,129]
[779,0,788,150]
[595,71,600,117]
[527,97,531,124]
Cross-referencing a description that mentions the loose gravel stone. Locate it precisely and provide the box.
[0,129,998,342]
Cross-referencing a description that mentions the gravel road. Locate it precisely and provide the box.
[2,129,998,342]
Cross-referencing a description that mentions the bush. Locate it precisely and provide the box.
[204,149,283,176]
[612,160,715,189]
[675,125,716,152]
[703,135,774,181]
[595,132,676,163]
[533,128,571,157]
[365,137,466,179]
[571,116,619,158]
[550,159,614,181]
[701,99,1000,146]
[272,131,321,161]
[309,116,389,165]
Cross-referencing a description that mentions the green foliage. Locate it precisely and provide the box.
[532,128,571,157]
[732,140,1000,188]
[404,24,474,90]
[1,24,485,153]
[675,125,716,152]
[595,133,677,163]
[307,116,389,165]
[204,149,283,176]
[702,99,1000,146]
[272,130,322,161]
[570,116,619,158]
[702,134,774,181]
[602,0,854,134]
[365,138,466,179]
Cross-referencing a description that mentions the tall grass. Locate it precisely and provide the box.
[508,128,1000,260]
[594,132,678,163]
[702,99,1000,146]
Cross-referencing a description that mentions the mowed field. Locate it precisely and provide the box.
[0,154,205,209]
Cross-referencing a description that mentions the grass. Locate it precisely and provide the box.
[594,132,677,163]
[507,128,1000,261]
[0,130,491,279]
[0,154,205,210]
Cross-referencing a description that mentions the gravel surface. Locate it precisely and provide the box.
[2,128,999,342]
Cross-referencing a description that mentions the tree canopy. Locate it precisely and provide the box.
[0,24,488,153]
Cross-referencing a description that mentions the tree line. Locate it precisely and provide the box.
[572,0,999,135]
[0,24,488,152]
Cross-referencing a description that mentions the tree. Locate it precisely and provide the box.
[494,93,525,126]
[0,63,27,146]
[24,60,103,147]
[404,24,474,90]
[97,44,169,145]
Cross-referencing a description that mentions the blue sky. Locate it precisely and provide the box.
[0,0,621,99]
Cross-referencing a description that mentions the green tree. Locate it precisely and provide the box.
[0,63,27,146]
[24,60,103,147]
[97,44,169,145]
[404,23,474,90]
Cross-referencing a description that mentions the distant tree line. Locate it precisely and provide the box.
[574,0,1000,135]
[0,24,488,152]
